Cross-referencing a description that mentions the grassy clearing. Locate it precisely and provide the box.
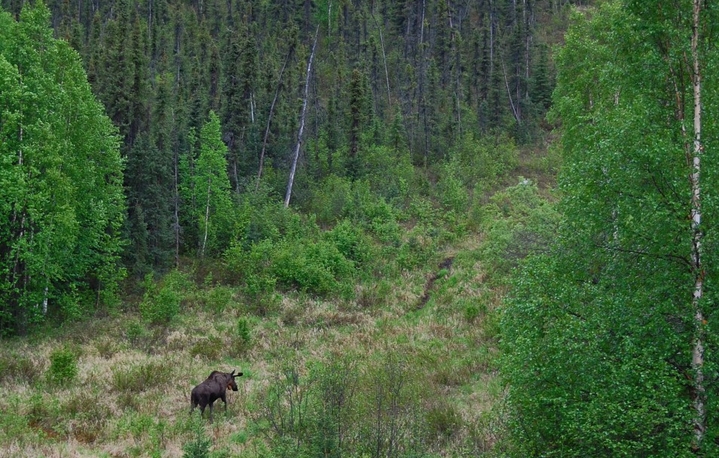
[0,147,559,457]
[0,230,506,457]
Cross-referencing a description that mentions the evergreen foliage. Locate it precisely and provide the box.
[0,0,571,285]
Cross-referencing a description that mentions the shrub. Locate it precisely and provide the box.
[307,174,353,225]
[182,418,211,458]
[450,132,519,188]
[480,179,560,280]
[113,360,169,392]
[27,393,63,434]
[326,219,372,268]
[425,400,463,445]
[271,242,338,296]
[48,346,78,386]
[361,144,415,203]
[125,319,150,345]
[237,318,251,345]
[464,302,482,324]
[205,286,233,313]
[436,159,469,215]
[0,352,41,384]
[189,336,224,360]
[270,239,354,297]
[139,272,182,324]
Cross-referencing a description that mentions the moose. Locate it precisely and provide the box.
[190,369,243,422]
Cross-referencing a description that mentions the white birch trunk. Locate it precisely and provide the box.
[690,0,705,448]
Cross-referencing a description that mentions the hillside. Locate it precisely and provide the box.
[0,0,576,456]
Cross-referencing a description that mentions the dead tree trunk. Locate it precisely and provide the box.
[284,26,319,208]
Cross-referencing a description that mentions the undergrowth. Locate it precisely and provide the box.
[0,159,556,456]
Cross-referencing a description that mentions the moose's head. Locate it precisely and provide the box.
[226,369,243,391]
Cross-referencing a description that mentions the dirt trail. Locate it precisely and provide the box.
[417,256,454,310]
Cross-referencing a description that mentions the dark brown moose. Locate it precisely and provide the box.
[190,369,243,422]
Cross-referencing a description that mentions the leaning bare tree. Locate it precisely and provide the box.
[284,26,319,208]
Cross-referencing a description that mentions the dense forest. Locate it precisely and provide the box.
[7,0,719,457]
[0,0,579,333]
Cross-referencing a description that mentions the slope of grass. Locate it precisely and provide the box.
[0,230,506,457]
[0,144,558,457]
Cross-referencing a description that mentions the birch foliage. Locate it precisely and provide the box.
[0,3,125,335]
[502,1,719,455]
[193,111,233,258]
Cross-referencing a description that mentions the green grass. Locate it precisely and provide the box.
[0,253,504,457]
[0,171,556,457]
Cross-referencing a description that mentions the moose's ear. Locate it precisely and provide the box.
[230,370,235,376]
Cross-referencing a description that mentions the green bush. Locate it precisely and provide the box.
[480,179,560,280]
[395,227,436,271]
[436,159,469,215]
[362,144,415,203]
[189,336,224,360]
[425,400,463,444]
[205,286,233,313]
[307,174,353,225]
[48,346,78,386]
[125,319,150,345]
[27,393,63,434]
[139,271,184,324]
[450,132,519,188]
[326,219,372,268]
[113,360,169,392]
[0,352,41,384]
[182,417,212,458]
[225,239,280,314]
[237,318,251,345]
[271,241,338,296]
[464,302,482,324]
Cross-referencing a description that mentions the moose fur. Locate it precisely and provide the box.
[190,369,242,422]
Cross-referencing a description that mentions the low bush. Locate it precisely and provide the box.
[0,352,41,384]
[425,400,463,445]
[325,219,373,268]
[189,336,224,360]
[112,360,170,393]
[205,286,234,313]
[182,415,212,458]
[236,318,251,345]
[47,346,78,386]
[480,179,560,281]
[139,272,183,325]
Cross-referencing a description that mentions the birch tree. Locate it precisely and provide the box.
[0,3,125,335]
[194,111,233,257]
[502,0,719,455]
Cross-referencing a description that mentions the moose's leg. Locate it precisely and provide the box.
[190,395,198,415]
[208,402,214,423]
